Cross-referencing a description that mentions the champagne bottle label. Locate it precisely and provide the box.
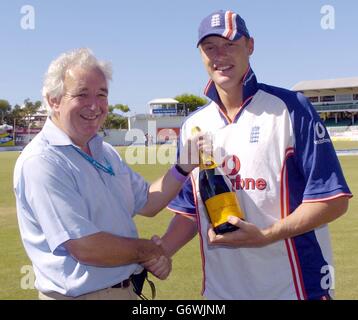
[193,125,245,234]
[204,192,244,228]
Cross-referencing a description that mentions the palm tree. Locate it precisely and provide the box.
[102,104,130,129]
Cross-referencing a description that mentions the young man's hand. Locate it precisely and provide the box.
[208,216,269,248]
[142,235,172,280]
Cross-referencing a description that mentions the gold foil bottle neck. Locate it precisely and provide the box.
[191,126,217,170]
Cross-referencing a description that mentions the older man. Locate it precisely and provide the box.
[13,48,197,300]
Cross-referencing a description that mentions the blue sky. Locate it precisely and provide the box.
[0,0,357,115]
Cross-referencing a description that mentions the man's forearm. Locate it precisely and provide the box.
[139,166,194,217]
[161,214,198,257]
[64,232,164,267]
[139,132,201,217]
[208,196,349,248]
[264,196,349,244]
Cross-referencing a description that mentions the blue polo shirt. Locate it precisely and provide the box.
[13,118,149,297]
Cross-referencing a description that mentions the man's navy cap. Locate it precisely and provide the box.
[197,10,250,46]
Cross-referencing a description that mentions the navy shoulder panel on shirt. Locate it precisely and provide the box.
[258,83,351,200]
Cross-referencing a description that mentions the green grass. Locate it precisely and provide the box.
[332,140,358,150]
[0,151,17,208]
[0,142,357,299]
[329,156,358,299]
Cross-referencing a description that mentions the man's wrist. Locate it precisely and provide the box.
[137,239,162,263]
[169,165,189,183]
[175,164,190,176]
[176,163,196,175]
[262,224,279,246]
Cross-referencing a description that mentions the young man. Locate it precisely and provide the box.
[161,10,352,300]
[13,48,198,300]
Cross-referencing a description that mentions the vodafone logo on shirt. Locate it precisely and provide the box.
[314,122,331,145]
[221,155,267,191]
[221,154,241,175]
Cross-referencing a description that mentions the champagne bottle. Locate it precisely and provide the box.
[192,127,244,234]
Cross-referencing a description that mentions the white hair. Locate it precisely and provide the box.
[42,48,112,114]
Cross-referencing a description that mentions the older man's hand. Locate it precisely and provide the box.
[142,235,172,280]
[177,127,213,173]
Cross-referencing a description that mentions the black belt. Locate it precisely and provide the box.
[111,278,131,289]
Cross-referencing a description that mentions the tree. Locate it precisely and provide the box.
[113,103,130,114]
[4,99,42,128]
[174,94,208,113]
[22,99,42,124]
[8,104,26,127]
[102,104,130,129]
[0,99,11,124]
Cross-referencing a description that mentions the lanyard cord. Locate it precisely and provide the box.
[72,146,115,176]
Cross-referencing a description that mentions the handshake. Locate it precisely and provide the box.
[141,235,172,280]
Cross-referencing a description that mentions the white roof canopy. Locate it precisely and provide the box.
[148,98,179,105]
[292,77,358,91]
